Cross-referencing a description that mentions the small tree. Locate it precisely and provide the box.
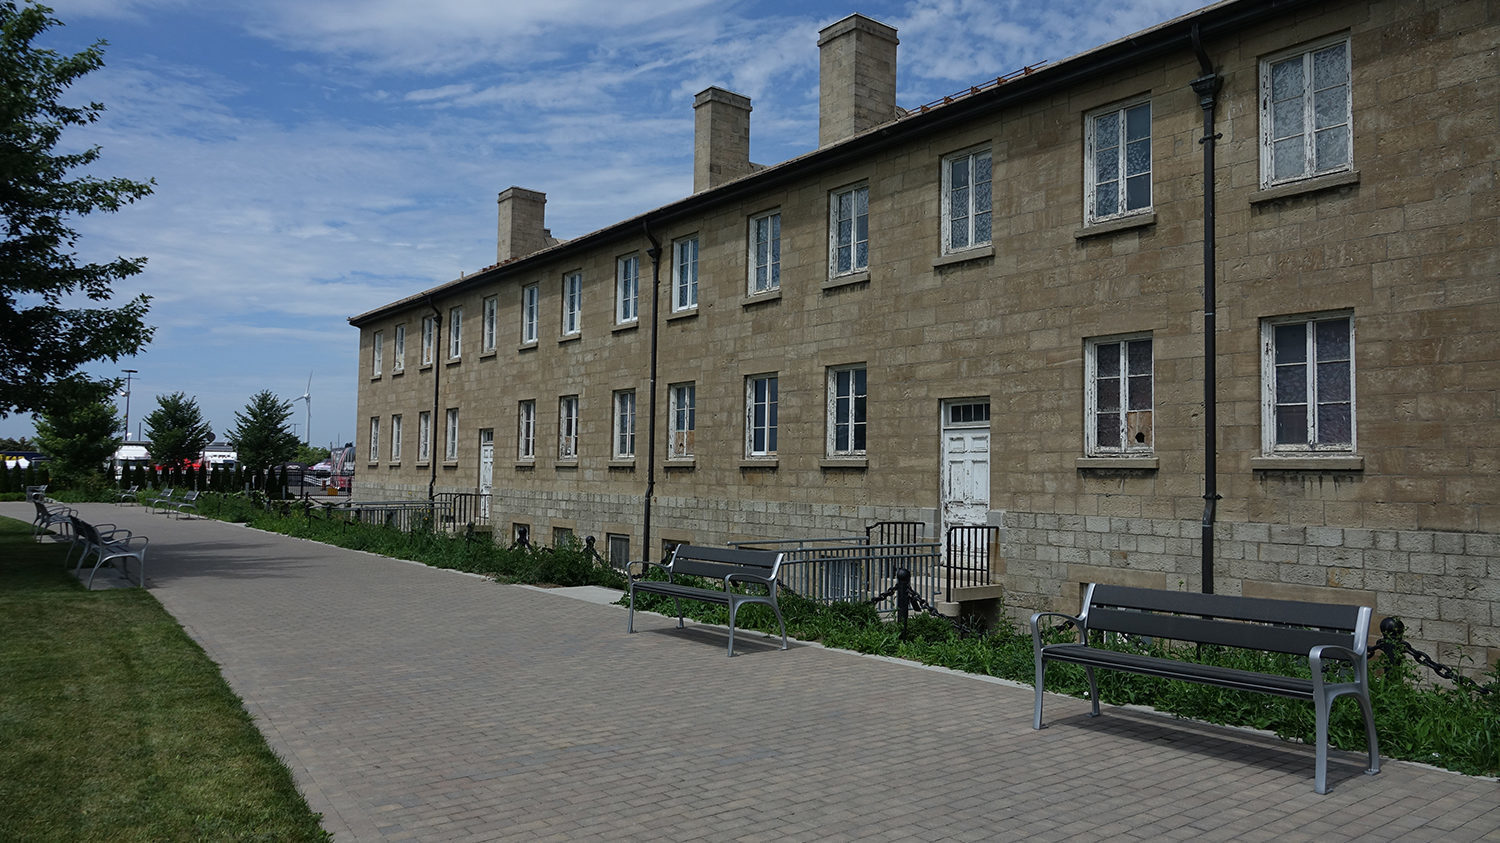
[227,390,300,473]
[32,377,120,487]
[143,391,212,467]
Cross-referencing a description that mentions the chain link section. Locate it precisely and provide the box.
[1373,617,1496,697]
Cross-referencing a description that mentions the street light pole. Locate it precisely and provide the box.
[121,369,138,441]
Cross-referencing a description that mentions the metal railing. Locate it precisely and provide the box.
[732,534,942,614]
[945,524,998,602]
[327,500,438,533]
[432,492,491,527]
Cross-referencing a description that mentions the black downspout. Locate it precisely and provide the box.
[426,298,442,503]
[1190,25,1222,594]
[642,222,663,562]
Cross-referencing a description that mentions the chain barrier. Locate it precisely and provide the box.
[1372,617,1496,697]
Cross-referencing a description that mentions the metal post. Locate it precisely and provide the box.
[896,567,911,638]
[1191,25,1223,594]
[121,369,137,441]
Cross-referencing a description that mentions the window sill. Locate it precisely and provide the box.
[391,368,404,378]
[664,458,695,471]
[558,334,581,345]
[479,350,497,360]
[740,458,778,470]
[555,460,578,470]
[823,270,869,292]
[743,288,781,307]
[1251,455,1364,471]
[612,322,639,335]
[1075,212,1156,240]
[387,461,401,468]
[369,374,383,382]
[1251,169,1360,205]
[419,363,433,372]
[514,460,535,470]
[518,341,538,352]
[416,461,430,468]
[608,459,636,470]
[446,358,461,366]
[932,244,994,269]
[441,460,458,469]
[666,308,698,323]
[1076,455,1159,471]
[820,457,868,470]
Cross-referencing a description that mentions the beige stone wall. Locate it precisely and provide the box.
[355,0,1498,671]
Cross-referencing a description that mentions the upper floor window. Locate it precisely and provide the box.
[562,271,582,337]
[942,148,992,252]
[746,374,778,458]
[521,284,539,344]
[448,306,463,359]
[368,417,380,462]
[390,414,402,461]
[517,400,536,460]
[1085,100,1151,223]
[445,408,459,461]
[829,184,869,277]
[392,324,405,372]
[1085,334,1153,455]
[668,382,695,459]
[613,390,636,459]
[616,254,639,324]
[1261,37,1351,187]
[558,395,579,460]
[672,236,699,312]
[482,295,498,352]
[827,365,867,456]
[748,210,781,295]
[1262,313,1354,454]
[417,410,432,462]
[421,316,435,365]
[371,330,383,377]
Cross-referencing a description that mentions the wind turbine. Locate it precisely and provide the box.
[295,372,312,448]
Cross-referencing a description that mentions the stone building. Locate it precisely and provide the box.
[350,0,1499,670]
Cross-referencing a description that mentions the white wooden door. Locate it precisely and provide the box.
[478,429,494,519]
[940,402,991,567]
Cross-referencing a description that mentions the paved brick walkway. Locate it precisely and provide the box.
[11,501,1499,841]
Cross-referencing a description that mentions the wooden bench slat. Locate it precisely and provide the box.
[1086,607,1357,656]
[626,544,787,657]
[1090,584,1363,631]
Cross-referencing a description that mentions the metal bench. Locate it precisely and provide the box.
[170,490,200,519]
[1031,583,1380,794]
[627,544,787,657]
[68,515,149,588]
[115,484,141,504]
[29,493,74,541]
[143,487,177,514]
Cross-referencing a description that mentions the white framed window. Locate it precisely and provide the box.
[482,295,497,352]
[829,184,869,277]
[1085,334,1154,455]
[613,390,636,458]
[942,147,992,252]
[606,533,631,570]
[1260,36,1352,187]
[616,254,639,324]
[558,395,579,460]
[445,408,459,461]
[668,382,695,459]
[448,306,463,359]
[392,324,405,372]
[746,374,778,457]
[371,330,383,377]
[517,400,536,460]
[421,316,435,365]
[1262,313,1354,453]
[390,414,402,461]
[418,410,432,463]
[521,284,539,344]
[827,365,867,456]
[672,236,698,312]
[1085,100,1151,223]
[562,271,582,336]
[368,417,380,462]
[748,210,781,295]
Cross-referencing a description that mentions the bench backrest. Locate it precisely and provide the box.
[1082,584,1370,657]
[668,544,783,582]
[70,516,101,546]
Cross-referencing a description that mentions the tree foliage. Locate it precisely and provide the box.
[0,1,154,418]
[0,435,34,451]
[294,443,330,466]
[227,390,299,472]
[143,391,211,466]
[32,376,118,484]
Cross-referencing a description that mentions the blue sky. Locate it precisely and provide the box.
[4,0,1215,448]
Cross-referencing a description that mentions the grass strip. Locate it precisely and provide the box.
[0,517,329,842]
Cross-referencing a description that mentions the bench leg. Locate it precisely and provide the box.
[1314,693,1331,794]
[626,586,636,634]
[1357,691,1381,777]
[674,597,685,628]
[1086,666,1100,717]
[1033,659,1047,729]
[727,602,737,658]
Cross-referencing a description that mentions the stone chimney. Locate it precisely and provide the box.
[693,87,753,193]
[496,187,551,263]
[817,14,899,147]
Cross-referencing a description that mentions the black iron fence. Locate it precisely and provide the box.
[432,492,491,528]
[731,533,942,614]
[945,524,998,602]
[329,500,437,533]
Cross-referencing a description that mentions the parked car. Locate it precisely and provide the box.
[311,460,333,478]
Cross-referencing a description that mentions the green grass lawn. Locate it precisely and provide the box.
[0,517,328,842]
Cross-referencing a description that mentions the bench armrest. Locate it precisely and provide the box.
[630,560,672,582]
[725,572,775,590]
[1309,643,1368,689]
[1030,611,1084,652]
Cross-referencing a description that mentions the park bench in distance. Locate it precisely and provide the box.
[1031,583,1380,794]
[68,514,149,588]
[627,544,788,657]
